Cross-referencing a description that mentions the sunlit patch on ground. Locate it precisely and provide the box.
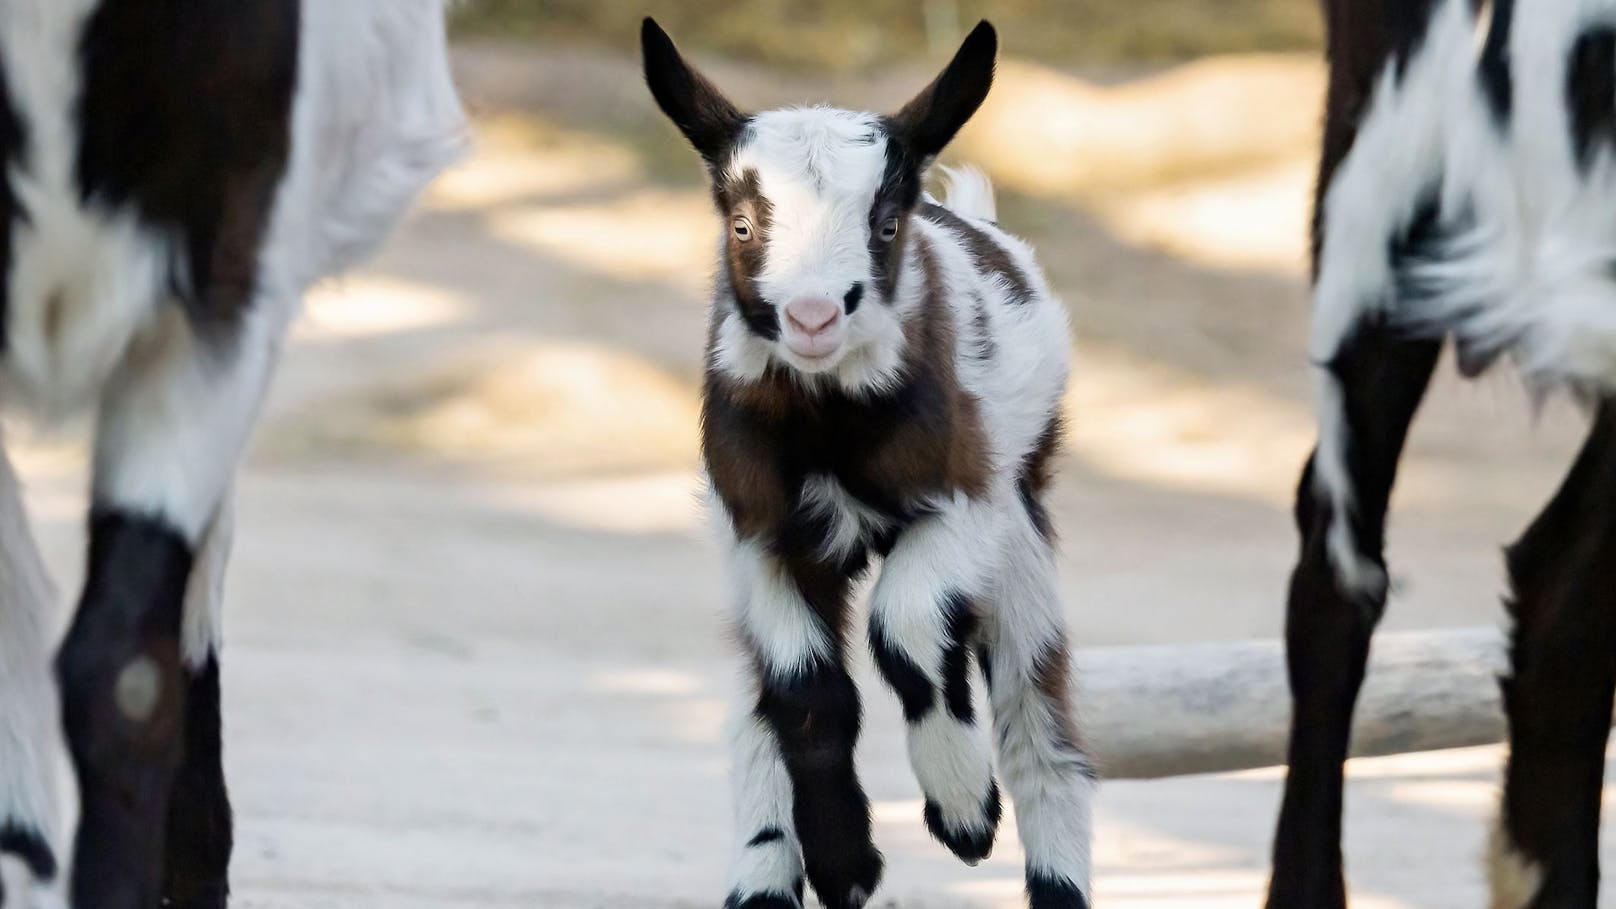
[961,56,1322,196]
[427,115,645,211]
[1090,160,1313,273]
[486,189,715,292]
[301,277,471,341]
[272,342,701,478]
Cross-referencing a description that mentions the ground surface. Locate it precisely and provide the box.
[6,42,1614,908]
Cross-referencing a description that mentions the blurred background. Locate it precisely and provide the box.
[9,1,1609,906]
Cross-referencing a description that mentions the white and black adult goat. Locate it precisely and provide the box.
[0,2,464,906]
[643,19,1094,909]
[1269,0,1616,906]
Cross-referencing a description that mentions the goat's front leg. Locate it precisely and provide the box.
[0,433,65,908]
[1266,325,1441,909]
[59,310,278,909]
[869,493,1002,866]
[724,538,881,909]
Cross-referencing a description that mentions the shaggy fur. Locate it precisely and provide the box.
[645,18,1093,909]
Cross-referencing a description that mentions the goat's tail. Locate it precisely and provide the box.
[940,165,998,222]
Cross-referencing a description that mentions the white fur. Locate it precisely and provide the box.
[725,537,834,679]
[726,710,805,901]
[0,434,63,877]
[983,505,1095,898]
[181,498,234,669]
[939,165,998,222]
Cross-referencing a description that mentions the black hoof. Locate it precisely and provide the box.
[805,846,882,909]
[159,881,230,909]
[925,781,1003,865]
[1027,871,1090,909]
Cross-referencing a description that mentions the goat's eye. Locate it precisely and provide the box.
[732,217,755,242]
[878,218,900,243]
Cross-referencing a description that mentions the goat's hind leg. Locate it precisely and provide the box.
[1488,405,1616,909]
[981,488,1094,909]
[0,438,63,904]
[868,496,1002,865]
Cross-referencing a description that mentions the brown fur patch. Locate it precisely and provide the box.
[702,235,990,564]
[714,168,780,340]
[863,234,989,501]
[1031,638,1089,757]
[919,203,1034,306]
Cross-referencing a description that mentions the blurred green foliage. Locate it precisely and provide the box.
[449,0,1321,70]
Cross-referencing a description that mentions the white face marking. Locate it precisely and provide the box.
[714,106,910,392]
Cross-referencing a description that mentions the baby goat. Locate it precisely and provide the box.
[644,19,1094,909]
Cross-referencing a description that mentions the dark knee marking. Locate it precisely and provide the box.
[870,624,934,722]
[925,780,1002,865]
[0,820,57,880]
[1027,871,1090,909]
[747,827,786,848]
[163,654,234,909]
[756,662,861,763]
[939,593,979,723]
[870,591,980,724]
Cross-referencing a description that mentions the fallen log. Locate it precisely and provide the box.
[1080,627,1509,779]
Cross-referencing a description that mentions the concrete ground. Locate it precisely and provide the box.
[7,42,1615,907]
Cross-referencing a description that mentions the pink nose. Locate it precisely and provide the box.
[785,297,841,336]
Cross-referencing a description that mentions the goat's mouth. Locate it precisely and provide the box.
[783,332,845,361]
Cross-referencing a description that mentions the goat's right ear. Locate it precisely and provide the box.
[642,18,746,166]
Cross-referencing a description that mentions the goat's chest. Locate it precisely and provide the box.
[0,0,296,414]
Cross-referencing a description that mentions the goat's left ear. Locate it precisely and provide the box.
[891,21,997,162]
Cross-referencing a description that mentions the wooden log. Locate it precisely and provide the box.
[1079,628,1509,780]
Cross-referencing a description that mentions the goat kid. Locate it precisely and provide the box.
[0,2,465,906]
[644,19,1095,909]
[1271,0,1616,906]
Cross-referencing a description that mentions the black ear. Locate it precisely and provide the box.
[891,21,997,161]
[642,18,746,165]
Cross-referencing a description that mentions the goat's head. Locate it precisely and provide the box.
[643,18,996,386]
